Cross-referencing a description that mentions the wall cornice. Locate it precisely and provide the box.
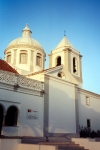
[4,45,46,56]
[44,74,77,87]
[68,48,82,57]
[0,82,43,97]
[78,88,100,99]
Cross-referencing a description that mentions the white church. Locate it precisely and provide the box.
[0,25,100,137]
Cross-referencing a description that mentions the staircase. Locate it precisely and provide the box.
[21,137,89,150]
[58,144,88,150]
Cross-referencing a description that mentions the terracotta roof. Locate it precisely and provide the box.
[0,59,19,74]
[27,65,62,77]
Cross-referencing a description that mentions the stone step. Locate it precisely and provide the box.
[58,145,89,150]
[58,144,82,148]
[22,139,73,144]
[38,143,79,146]
[58,148,88,150]
[21,138,89,150]
[95,138,100,141]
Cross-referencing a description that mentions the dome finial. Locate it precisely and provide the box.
[22,24,32,37]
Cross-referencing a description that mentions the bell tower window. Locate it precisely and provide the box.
[36,53,42,66]
[56,56,61,66]
[73,57,78,74]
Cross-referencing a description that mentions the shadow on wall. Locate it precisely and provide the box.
[0,99,43,137]
[78,93,100,137]
[1,76,100,138]
[16,103,43,137]
[44,77,77,136]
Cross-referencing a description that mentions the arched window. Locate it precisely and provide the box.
[0,104,4,135]
[7,55,11,63]
[36,53,42,66]
[5,106,18,126]
[20,53,27,64]
[73,57,78,74]
[56,56,61,66]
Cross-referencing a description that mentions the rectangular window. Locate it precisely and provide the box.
[36,56,41,66]
[87,119,91,128]
[7,55,11,63]
[20,53,27,64]
[86,96,90,106]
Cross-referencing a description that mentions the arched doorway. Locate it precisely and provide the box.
[5,106,18,126]
[0,104,4,135]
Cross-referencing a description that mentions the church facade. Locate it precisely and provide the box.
[0,25,100,137]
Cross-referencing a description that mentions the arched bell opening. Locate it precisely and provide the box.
[56,56,61,66]
[73,57,78,74]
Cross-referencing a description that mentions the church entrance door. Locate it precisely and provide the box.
[0,104,3,135]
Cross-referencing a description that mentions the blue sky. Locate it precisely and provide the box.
[0,0,100,94]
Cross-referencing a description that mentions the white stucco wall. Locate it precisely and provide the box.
[48,76,76,134]
[78,89,100,131]
[0,88,44,137]
[27,73,44,82]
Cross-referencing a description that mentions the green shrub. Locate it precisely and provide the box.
[80,126,100,138]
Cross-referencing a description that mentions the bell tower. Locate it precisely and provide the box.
[48,35,83,86]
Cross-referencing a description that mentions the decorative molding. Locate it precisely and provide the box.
[0,70,43,91]
[0,99,20,104]
[0,70,15,84]
[0,82,43,97]
[4,44,46,56]
[68,48,82,57]
[50,48,65,55]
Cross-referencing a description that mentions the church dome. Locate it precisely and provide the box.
[4,25,46,75]
[5,24,44,52]
[7,37,43,50]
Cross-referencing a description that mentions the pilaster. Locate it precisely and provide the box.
[30,50,34,72]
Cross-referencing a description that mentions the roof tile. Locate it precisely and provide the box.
[0,59,19,74]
